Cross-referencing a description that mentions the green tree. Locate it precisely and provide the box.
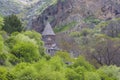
[23,31,45,56]
[0,35,4,52]
[0,35,7,65]
[0,16,4,30]
[2,14,23,34]
[0,67,8,80]
[0,53,6,65]
[84,72,100,80]
[72,56,95,71]
[49,56,65,71]
[11,58,66,80]
[65,68,81,80]
[11,62,38,80]
[55,51,73,63]
[97,65,120,80]
[8,54,21,65]
[89,34,120,66]
[5,31,46,64]
[11,34,40,62]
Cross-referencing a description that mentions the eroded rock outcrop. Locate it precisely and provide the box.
[32,0,120,33]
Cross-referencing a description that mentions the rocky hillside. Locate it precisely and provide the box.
[0,0,22,15]
[0,0,57,29]
[32,0,120,32]
[1,0,120,33]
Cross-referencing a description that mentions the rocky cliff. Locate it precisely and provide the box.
[32,0,120,32]
[0,0,57,29]
[1,0,120,33]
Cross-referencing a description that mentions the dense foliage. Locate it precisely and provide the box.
[56,18,120,67]
[0,15,120,80]
[2,14,23,34]
[0,16,4,30]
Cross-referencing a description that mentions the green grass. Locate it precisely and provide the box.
[84,16,101,25]
[54,21,76,33]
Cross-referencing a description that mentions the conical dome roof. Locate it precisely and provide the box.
[42,22,55,36]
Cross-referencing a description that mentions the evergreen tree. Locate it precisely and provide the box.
[2,14,23,34]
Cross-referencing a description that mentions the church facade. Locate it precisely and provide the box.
[42,22,58,55]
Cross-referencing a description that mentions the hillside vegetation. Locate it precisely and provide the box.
[0,0,120,80]
[0,0,58,29]
[0,12,120,80]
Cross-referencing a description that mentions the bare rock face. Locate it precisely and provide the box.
[32,0,120,33]
[1,0,120,32]
[32,0,86,32]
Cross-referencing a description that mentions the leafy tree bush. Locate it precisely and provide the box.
[12,41,40,62]
[88,34,120,66]
[84,72,100,80]
[11,63,37,80]
[0,35,7,65]
[0,16,4,30]
[11,34,40,62]
[65,68,81,80]
[97,65,120,80]
[0,53,7,65]
[5,31,46,64]
[72,56,95,71]
[23,31,45,56]
[15,65,37,80]
[0,35,4,52]
[12,58,66,80]
[55,51,73,63]
[0,67,7,80]
[49,56,65,71]
[8,54,21,65]
[2,14,23,34]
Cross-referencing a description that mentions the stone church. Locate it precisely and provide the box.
[42,22,58,55]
